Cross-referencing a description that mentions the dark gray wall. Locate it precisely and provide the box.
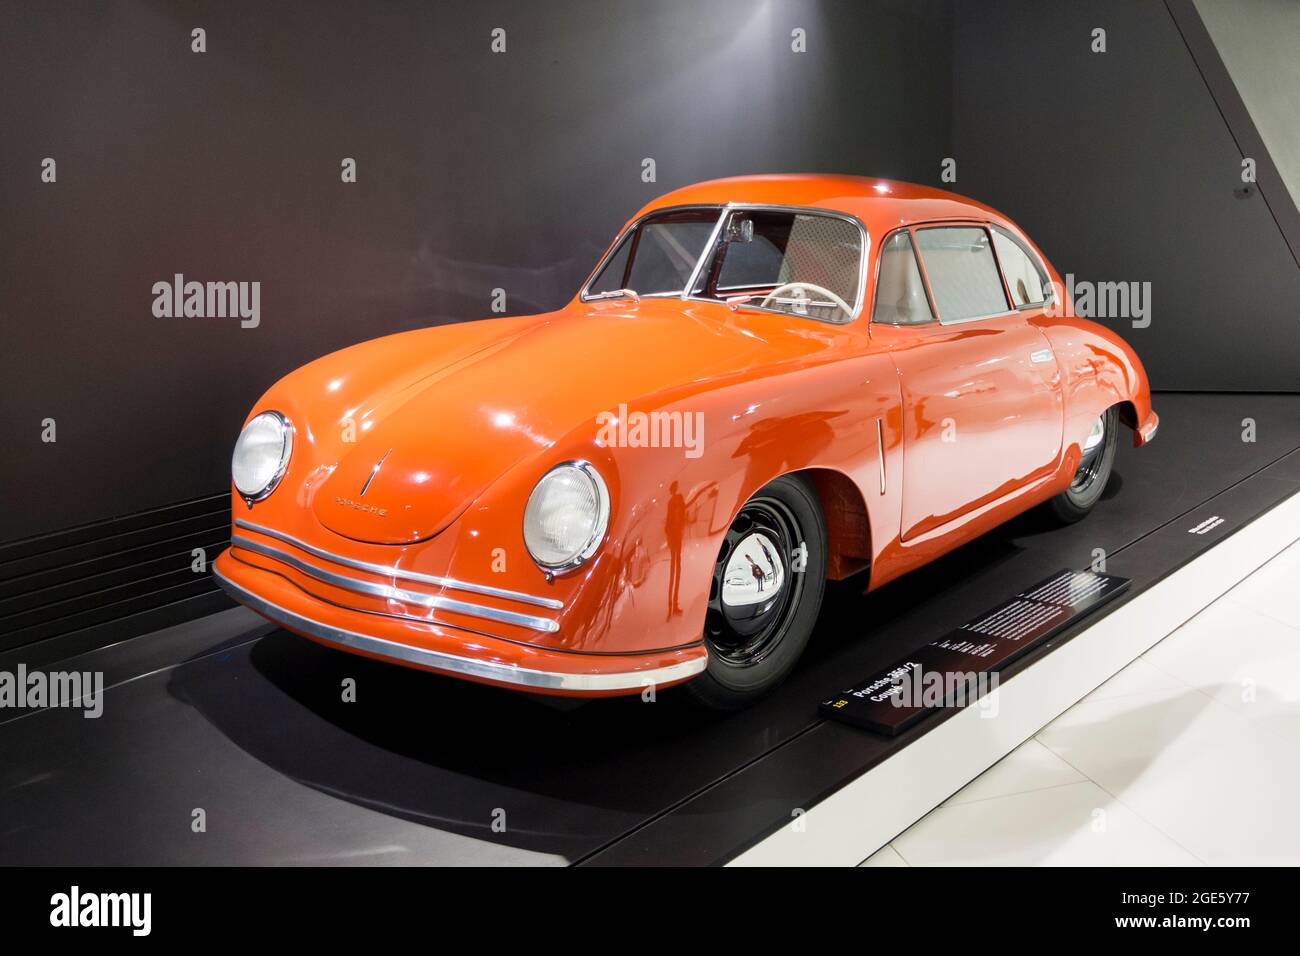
[4,0,1298,548]
[0,0,953,542]
[952,0,1300,391]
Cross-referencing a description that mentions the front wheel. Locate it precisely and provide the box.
[1046,406,1118,524]
[686,474,827,710]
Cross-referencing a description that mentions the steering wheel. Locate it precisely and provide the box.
[759,281,853,320]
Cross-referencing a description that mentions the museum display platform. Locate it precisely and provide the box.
[3,393,1299,866]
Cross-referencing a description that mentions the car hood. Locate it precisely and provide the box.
[311,298,847,544]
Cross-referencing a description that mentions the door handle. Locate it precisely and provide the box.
[1029,348,1054,364]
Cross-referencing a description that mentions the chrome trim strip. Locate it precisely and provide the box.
[232,535,560,633]
[876,417,886,495]
[680,208,730,300]
[234,519,564,610]
[213,566,707,692]
[357,447,391,498]
[934,307,1021,326]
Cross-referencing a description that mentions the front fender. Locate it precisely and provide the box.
[434,352,896,655]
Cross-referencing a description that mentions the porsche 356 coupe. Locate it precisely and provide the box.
[214,174,1157,708]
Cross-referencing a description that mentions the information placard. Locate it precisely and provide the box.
[821,569,1130,735]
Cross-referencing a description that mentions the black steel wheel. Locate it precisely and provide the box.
[687,474,827,710]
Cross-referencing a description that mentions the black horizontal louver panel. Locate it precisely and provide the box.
[0,509,232,581]
[0,492,237,658]
[0,535,233,620]
[1,577,225,647]
[0,493,228,565]
[0,525,231,600]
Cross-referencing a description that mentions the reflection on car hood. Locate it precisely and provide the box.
[311,298,847,544]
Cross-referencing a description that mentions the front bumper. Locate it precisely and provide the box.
[213,548,707,696]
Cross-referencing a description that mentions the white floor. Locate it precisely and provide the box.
[861,535,1300,867]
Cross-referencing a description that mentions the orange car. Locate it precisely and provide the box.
[214,174,1157,709]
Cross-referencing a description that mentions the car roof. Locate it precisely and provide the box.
[634,174,1016,237]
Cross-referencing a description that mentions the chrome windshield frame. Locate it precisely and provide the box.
[579,204,723,304]
[578,202,871,325]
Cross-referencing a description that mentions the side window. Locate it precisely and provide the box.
[872,232,934,325]
[915,227,1009,323]
[992,228,1047,307]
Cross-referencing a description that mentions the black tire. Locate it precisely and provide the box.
[1046,406,1119,524]
[686,474,827,710]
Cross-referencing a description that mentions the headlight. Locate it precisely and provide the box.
[523,461,610,572]
[232,411,293,502]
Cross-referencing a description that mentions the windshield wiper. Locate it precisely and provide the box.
[586,288,641,303]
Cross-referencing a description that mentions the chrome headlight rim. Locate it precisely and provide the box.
[522,459,611,574]
[232,410,294,505]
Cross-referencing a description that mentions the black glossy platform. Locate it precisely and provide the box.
[3,394,1299,866]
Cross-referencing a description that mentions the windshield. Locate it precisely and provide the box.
[584,205,864,323]
[586,209,718,298]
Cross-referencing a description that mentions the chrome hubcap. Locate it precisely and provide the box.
[706,498,804,665]
[1072,414,1108,491]
[720,531,786,623]
[1082,415,1106,454]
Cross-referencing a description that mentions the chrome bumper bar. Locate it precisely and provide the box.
[213,564,707,692]
[232,519,560,633]
[235,519,561,607]
[231,534,559,633]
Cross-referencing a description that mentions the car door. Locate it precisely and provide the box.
[869,223,1063,542]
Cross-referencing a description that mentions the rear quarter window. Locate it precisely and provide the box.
[914,226,1009,323]
[992,228,1048,307]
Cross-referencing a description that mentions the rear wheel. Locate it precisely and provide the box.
[686,475,827,710]
[1046,406,1118,524]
